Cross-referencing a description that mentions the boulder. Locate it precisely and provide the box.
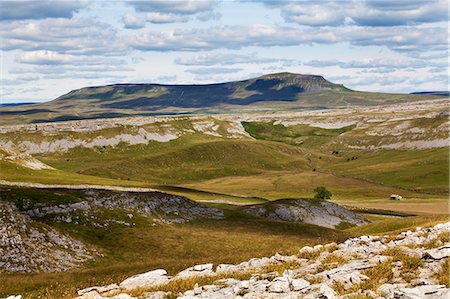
[290,278,310,291]
[216,263,238,273]
[318,284,337,299]
[109,294,137,299]
[422,245,450,260]
[76,290,105,299]
[119,269,169,291]
[176,263,215,279]
[193,263,213,271]
[77,284,119,296]
[141,291,169,299]
[391,285,449,299]
[268,277,290,293]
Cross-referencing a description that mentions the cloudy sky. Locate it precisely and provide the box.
[0,0,448,103]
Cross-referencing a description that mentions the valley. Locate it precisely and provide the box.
[0,75,448,299]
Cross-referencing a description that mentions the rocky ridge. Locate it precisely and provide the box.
[63,222,450,299]
[0,188,224,273]
[0,201,93,272]
[243,199,367,229]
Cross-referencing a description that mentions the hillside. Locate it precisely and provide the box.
[0,73,440,125]
[0,185,360,297]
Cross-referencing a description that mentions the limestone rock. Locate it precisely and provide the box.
[391,285,449,299]
[77,284,119,296]
[119,269,169,291]
[422,245,450,260]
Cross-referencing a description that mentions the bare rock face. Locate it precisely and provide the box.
[69,221,450,299]
[0,201,93,273]
[242,198,367,229]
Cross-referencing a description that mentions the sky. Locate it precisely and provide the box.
[0,0,448,104]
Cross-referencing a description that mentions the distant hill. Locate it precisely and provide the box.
[410,91,449,97]
[0,72,442,125]
[55,72,349,109]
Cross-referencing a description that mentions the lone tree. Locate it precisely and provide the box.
[314,186,332,200]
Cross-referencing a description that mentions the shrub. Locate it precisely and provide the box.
[314,186,332,200]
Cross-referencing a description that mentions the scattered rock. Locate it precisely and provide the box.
[73,221,450,299]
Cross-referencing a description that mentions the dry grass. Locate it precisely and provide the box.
[332,280,372,297]
[434,259,450,287]
[298,247,325,260]
[320,253,348,265]
[304,275,323,285]
[422,232,450,249]
[131,271,253,298]
[379,248,422,282]
[259,260,305,276]
[358,260,394,292]
[325,243,340,253]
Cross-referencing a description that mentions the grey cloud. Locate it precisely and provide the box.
[175,52,295,66]
[124,24,447,55]
[0,18,123,55]
[145,12,190,24]
[304,58,430,69]
[128,0,218,15]
[127,0,220,23]
[257,0,447,27]
[15,51,127,66]
[0,0,89,21]
[122,13,145,29]
[186,67,243,75]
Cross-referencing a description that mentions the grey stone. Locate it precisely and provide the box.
[392,285,449,299]
[77,284,119,295]
[290,278,310,291]
[422,245,450,260]
[119,269,169,291]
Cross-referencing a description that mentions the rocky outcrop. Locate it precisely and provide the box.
[70,222,450,299]
[242,198,368,229]
[1,188,224,228]
[0,201,93,273]
[0,187,223,273]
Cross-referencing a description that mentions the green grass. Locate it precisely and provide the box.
[183,170,437,201]
[0,160,150,188]
[323,148,449,193]
[39,136,310,185]
[242,121,354,148]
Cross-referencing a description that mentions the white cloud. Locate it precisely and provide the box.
[259,0,448,27]
[304,58,431,69]
[123,24,447,54]
[186,67,242,75]
[122,13,145,29]
[0,18,122,55]
[145,12,190,24]
[175,52,295,66]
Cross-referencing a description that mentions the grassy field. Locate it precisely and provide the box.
[322,148,449,193]
[183,170,441,201]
